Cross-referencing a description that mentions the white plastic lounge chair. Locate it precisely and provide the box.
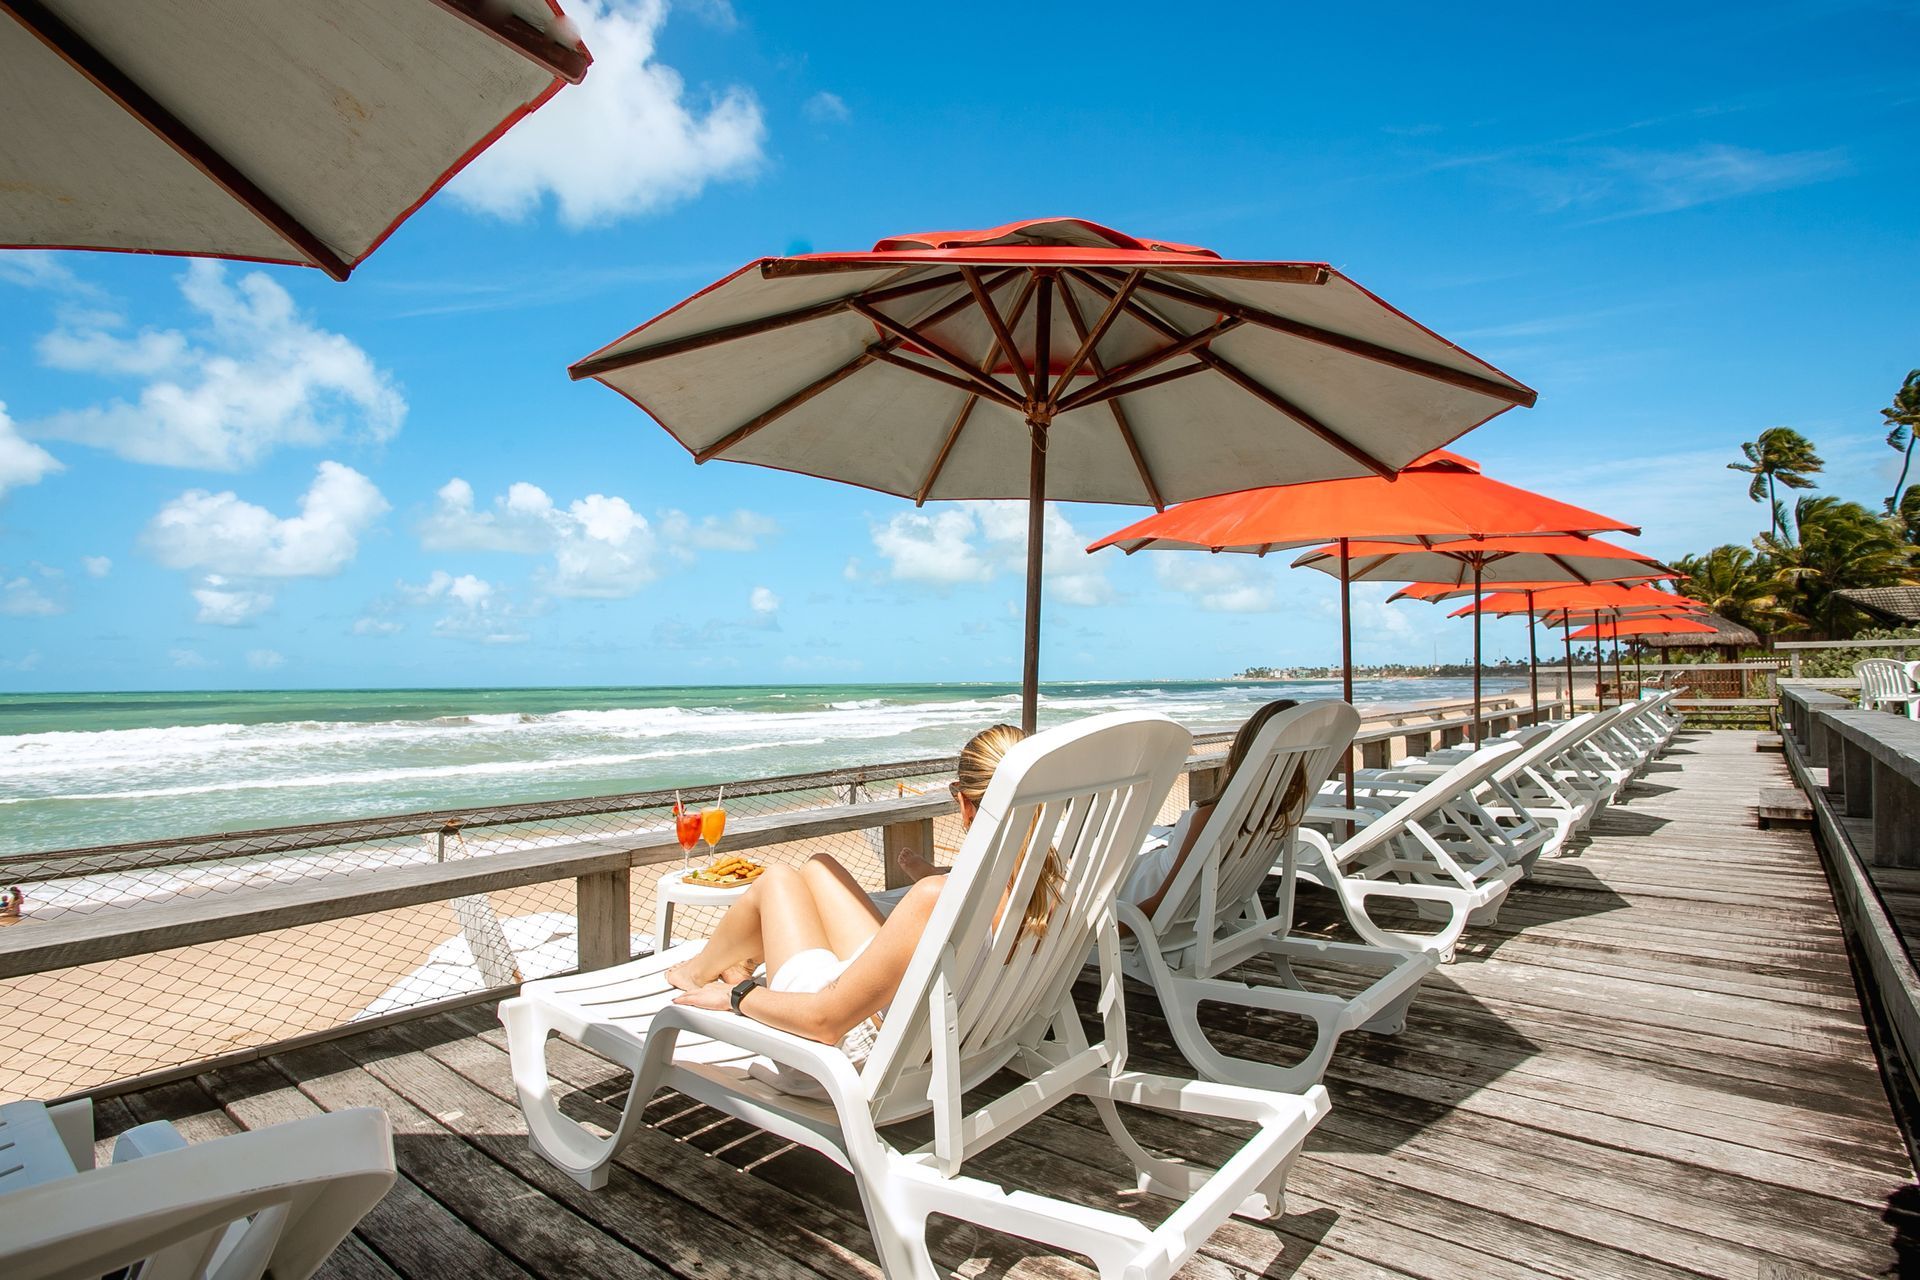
[1116,701,1436,1094]
[501,711,1329,1280]
[0,1099,393,1280]
[1296,743,1528,963]
[1856,659,1920,719]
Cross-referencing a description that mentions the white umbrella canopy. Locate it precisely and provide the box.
[572,217,1538,729]
[0,0,589,280]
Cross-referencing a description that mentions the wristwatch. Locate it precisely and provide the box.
[729,977,759,1015]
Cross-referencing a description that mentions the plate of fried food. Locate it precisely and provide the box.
[685,855,766,888]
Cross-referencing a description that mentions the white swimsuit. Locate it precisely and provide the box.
[747,939,880,1098]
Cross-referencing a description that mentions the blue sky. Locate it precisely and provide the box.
[2,0,1915,692]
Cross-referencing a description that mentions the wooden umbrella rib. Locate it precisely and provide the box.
[871,348,1019,402]
[1057,283,1162,510]
[1053,318,1242,413]
[694,349,881,462]
[1198,350,1397,478]
[1,0,352,280]
[1130,274,1537,407]
[915,397,978,506]
[960,267,1031,399]
[850,300,1024,410]
[915,276,1041,505]
[1050,269,1142,398]
[569,271,969,380]
[426,0,591,83]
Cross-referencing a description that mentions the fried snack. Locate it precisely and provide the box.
[687,855,766,887]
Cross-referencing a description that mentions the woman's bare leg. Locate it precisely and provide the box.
[666,864,828,990]
[797,854,884,960]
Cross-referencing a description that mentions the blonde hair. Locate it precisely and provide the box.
[955,723,1065,943]
[1227,699,1311,833]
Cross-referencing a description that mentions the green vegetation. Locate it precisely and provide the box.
[1672,368,1920,641]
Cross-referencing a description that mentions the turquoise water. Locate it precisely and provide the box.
[0,678,1484,855]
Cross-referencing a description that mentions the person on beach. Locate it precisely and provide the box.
[668,724,1062,1066]
[1116,698,1302,918]
[0,887,22,920]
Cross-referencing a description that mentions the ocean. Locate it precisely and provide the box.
[0,678,1489,856]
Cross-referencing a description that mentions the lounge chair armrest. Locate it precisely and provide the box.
[649,1003,869,1096]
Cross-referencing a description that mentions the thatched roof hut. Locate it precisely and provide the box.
[1632,613,1760,650]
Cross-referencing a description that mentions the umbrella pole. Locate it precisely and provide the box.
[1341,538,1355,811]
[1526,589,1539,723]
[1612,617,1624,700]
[1021,426,1047,735]
[1471,562,1483,745]
[1563,623,1574,713]
[1594,611,1606,710]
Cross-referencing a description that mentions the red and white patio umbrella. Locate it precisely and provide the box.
[1,0,590,280]
[1086,449,1637,718]
[572,217,1537,730]
[1292,536,1674,739]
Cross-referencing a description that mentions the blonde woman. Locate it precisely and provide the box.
[668,723,1053,1064]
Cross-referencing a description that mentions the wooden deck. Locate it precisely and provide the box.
[84,730,1918,1279]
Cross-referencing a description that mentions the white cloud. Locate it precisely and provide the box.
[658,508,778,552]
[0,252,87,292]
[144,462,388,578]
[448,0,765,228]
[394,570,527,644]
[2,575,63,617]
[1152,556,1278,613]
[169,648,215,670]
[2,651,42,672]
[868,502,1115,605]
[420,478,558,553]
[0,402,61,500]
[421,479,772,599]
[192,575,274,626]
[1514,144,1848,221]
[804,91,850,123]
[29,262,405,470]
[750,586,780,615]
[246,649,286,671]
[82,555,111,578]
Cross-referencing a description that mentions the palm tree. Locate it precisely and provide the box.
[1729,427,1824,540]
[1757,496,1914,637]
[1884,369,1920,514]
[1671,544,1793,635]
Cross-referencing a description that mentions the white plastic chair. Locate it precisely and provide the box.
[1117,701,1436,1094]
[0,1102,394,1280]
[1296,743,1528,963]
[1856,659,1920,719]
[501,711,1329,1280]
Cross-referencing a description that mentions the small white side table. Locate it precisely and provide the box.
[651,866,749,955]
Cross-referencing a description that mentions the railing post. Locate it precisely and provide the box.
[576,868,632,972]
[1871,759,1920,867]
[882,817,937,891]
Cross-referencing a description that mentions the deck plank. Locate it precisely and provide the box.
[91,729,1916,1278]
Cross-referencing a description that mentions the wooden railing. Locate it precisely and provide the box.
[0,692,1566,1102]
[1778,637,1920,679]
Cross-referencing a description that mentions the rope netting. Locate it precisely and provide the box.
[1,742,1224,1100]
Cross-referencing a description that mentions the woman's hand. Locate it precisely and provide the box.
[672,980,733,1011]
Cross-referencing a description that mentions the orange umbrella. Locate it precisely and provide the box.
[1087,451,1637,723]
[1450,582,1701,709]
[1292,536,1672,738]
[1566,616,1714,639]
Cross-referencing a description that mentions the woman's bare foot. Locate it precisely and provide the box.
[666,961,710,992]
[894,846,942,882]
[667,959,755,992]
